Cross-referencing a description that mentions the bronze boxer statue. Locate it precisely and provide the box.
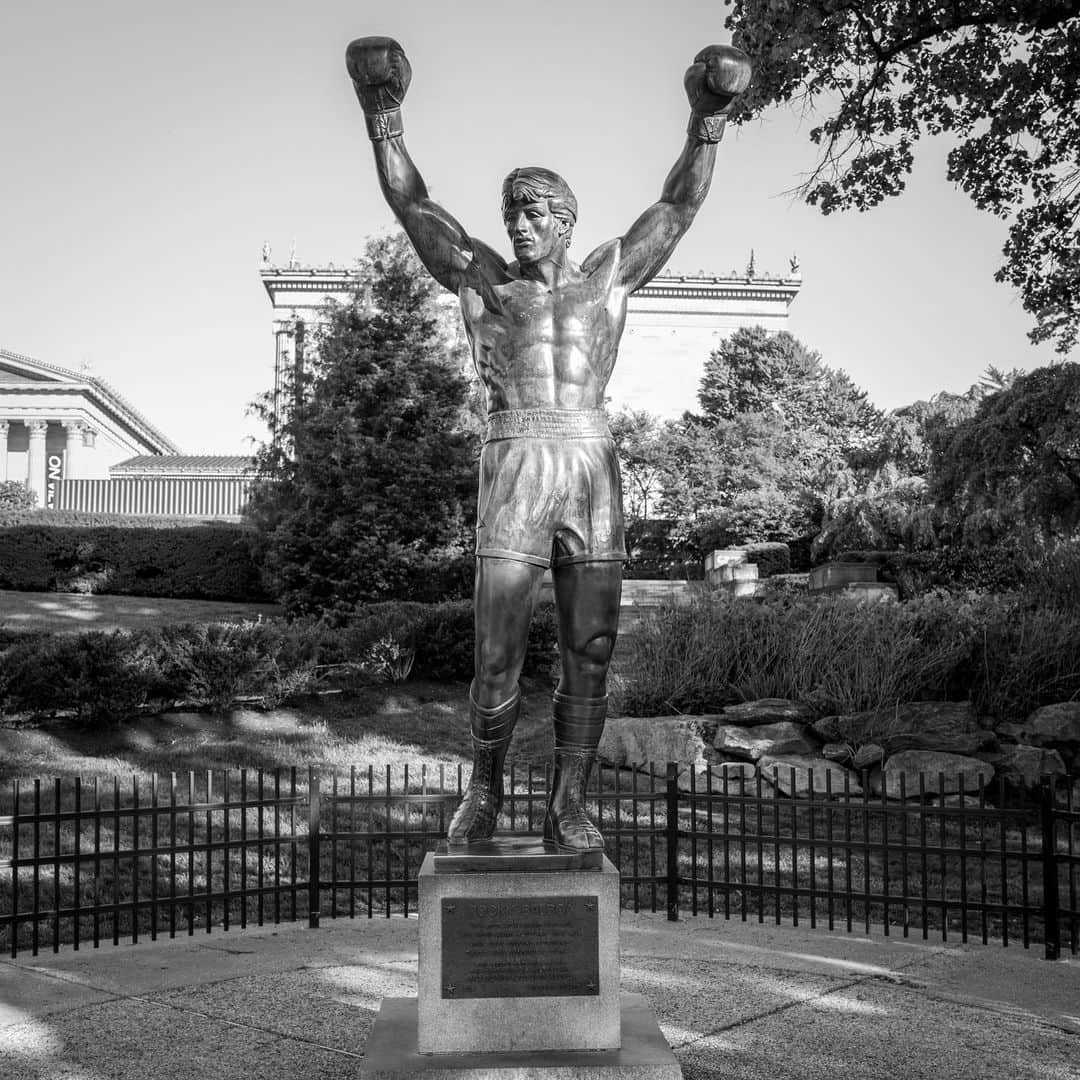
[347,37,751,852]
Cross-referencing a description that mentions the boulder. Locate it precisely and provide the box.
[994,744,1067,792]
[713,721,819,762]
[700,761,772,794]
[721,699,815,726]
[881,750,995,799]
[598,716,706,791]
[813,702,988,757]
[995,721,1027,744]
[821,743,853,764]
[757,754,862,798]
[1022,703,1080,747]
[852,743,886,771]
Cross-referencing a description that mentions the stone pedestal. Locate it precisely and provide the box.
[362,994,681,1080]
[418,842,620,1054]
[359,837,681,1079]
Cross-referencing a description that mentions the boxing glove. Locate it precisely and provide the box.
[684,44,752,143]
[346,36,411,140]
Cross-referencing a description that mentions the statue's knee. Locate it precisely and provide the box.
[579,633,615,669]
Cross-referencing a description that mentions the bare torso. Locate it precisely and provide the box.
[459,243,629,413]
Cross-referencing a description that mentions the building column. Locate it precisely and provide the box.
[0,421,8,482]
[63,421,83,480]
[26,420,48,506]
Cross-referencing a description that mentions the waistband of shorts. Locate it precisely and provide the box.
[484,408,611,441]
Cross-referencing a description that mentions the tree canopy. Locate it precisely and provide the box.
[929,361,1080,542]
[639,326,883,549]
[247,233,479,617]
[726,1,1080,353]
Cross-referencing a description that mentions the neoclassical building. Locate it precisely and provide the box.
[0,347,179,507]
[260,252,802,420]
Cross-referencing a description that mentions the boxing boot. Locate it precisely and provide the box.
[544,689,607,852]
[447,685,520,843]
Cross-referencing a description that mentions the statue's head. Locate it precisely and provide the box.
[501,167,577,258]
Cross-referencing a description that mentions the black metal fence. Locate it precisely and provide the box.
[1,763,1076,959]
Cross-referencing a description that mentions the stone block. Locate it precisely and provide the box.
[713,563,758,583]
[807,562,878,592]
[417,853,621,1054]
[704,548,747,572]
[713,720,819,762]
[757,754,862,797]
[1022,702,1080,747]
[720,698,814,726]
[995,744,1067,791]
[598,716,706,790]
[813,701,984,750]
[360,994,681,1080]
[881,750,995,798]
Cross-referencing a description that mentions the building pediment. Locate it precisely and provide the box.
[0,346,179,454]
[0,351,83,384]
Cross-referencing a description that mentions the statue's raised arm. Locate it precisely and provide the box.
[346,37,507,293]
[611,45,752,293]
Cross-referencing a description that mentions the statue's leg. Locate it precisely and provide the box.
[544,560,623,852]
[447,556,545,843]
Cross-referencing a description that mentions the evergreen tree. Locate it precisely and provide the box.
[247,233,479,617]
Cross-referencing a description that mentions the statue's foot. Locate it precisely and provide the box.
[447,781,503,843]
[543,803,604,852]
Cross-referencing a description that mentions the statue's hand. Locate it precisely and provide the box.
[684,44,752,143]
[346,36,412,116]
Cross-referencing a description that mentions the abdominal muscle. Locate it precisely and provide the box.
[462,284,622,413]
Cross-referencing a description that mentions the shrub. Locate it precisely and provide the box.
[0,601,563,724]
[0,482,37,514]
[743,541,791,578]
[0,631,160,725]
[617,594,972,717]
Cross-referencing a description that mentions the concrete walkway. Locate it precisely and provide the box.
[1,914,1077,1079]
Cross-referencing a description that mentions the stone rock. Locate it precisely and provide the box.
[995,721,1027,744]
[881,750,995,799]
[1022,703,1080,747]
[995,744,1067,791]
[699,761,773,794]
[852,743,886,771]
[838,582,900,604]
[821,742,853,764]
[598,716,706,790]
[713,721,819,762]
[813,701,988,757]
[757,754,862,798]
[721,699,815,726]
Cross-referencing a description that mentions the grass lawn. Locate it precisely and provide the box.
[0,589,283,635]
[0,676,568,786]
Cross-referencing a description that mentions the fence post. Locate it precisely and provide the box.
[1040,777,1061,961]
[309,767,321,929]
[666,763,679,922]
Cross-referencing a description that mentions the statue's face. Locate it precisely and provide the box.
[504,199,565,265]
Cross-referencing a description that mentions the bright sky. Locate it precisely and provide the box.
[1,0,1066,454]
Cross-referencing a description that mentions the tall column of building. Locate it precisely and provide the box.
[0,421,8,482]
[26,420,48,506]
[272,320,295,441]
[63,421,83,480]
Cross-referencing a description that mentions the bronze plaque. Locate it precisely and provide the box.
[441,896,599,998]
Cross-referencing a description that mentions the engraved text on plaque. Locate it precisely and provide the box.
[441,895,599,998]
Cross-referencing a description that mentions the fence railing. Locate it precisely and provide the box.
[1,763,1076,960]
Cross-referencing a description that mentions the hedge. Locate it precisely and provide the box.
[0,519,269,601]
